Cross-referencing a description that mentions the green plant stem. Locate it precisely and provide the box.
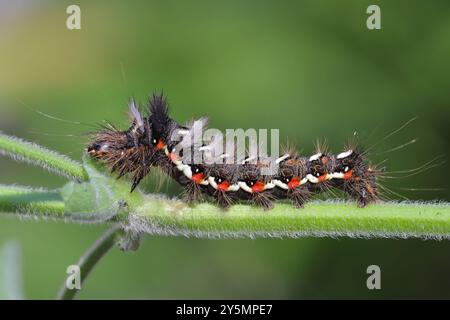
[0,185,65,217]
[57,224,123,300]
[1,183,449,240]
[131,199,450,240]
[0,132,88,181]
[0,184,121,223]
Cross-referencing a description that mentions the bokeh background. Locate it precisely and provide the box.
[0,0,449,299]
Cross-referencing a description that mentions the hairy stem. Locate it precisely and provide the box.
[0,184,117,223]
[0,132,88,181]
[129,199,450,240]
[1,183,449,240]
[0,185,65,217]
[57,224,123,300]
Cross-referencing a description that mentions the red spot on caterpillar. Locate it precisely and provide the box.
[156,139,166,150]
[344,169,353,180]
[318,174,328,182]
[192,173,205,184]
[251,181,265,193]
[218,180,230,191]
[288,177,301,189]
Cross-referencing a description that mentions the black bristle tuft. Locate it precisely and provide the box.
[149,92,170,136]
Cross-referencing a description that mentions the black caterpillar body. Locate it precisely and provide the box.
[87,93,379,209]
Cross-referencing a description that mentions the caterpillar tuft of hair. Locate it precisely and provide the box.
[87,93,380,210]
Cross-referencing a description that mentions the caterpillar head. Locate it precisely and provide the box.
[88,100,152,157]
[87,101,157,191]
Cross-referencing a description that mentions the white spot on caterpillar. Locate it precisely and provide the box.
[208,176,218,189]
[238,181,253,193]
[307,173,332,183]
[177,129,189,136]
[309,153,322,162]
[331,172,345,179]
[172,158,182,166]
[337,150,353,159]
[273,179,289,190]
[175,162,191,179]
[264,182,275,190]
[273,177,308,189]
[275,154,290,164]
[242,156,256,164]
[208,177,239,191]
[182,165,193,179]
[306,174,318,183]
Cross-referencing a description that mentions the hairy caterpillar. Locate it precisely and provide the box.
[87,93,379,209]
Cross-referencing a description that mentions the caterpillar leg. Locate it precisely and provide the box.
[179,177,205,204]
[213,190,235,209]
[272,179,311,209]
[251,192,274,210]
[288,187,311,208]
[130,171,146,193]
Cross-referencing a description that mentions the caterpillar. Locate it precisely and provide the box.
[87,93,379,209]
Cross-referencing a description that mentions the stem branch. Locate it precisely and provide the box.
[57,224,123,300]
[0,132,88,181]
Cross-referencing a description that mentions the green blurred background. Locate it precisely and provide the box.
[0,0,449,299]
